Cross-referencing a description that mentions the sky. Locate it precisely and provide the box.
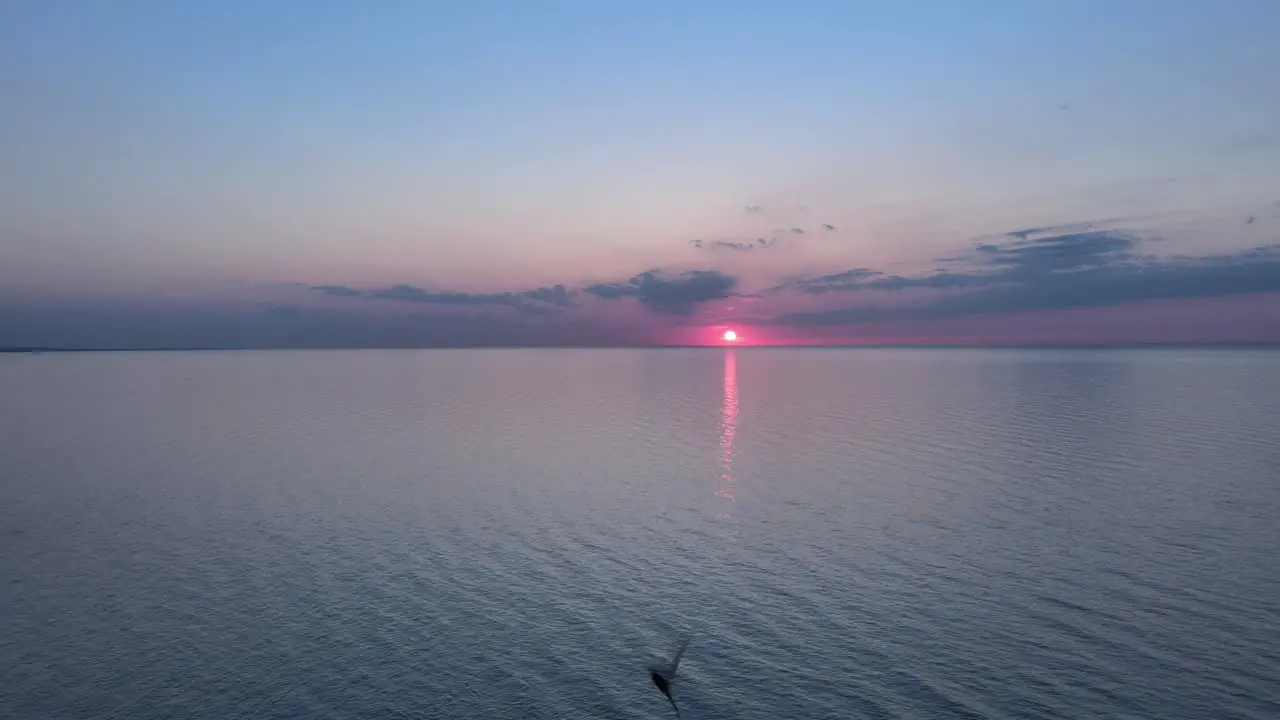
[2,0,1279,347]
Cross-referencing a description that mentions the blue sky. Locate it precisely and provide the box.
[2,1,1278,346]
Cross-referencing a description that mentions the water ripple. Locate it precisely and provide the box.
[2,349,1278,719]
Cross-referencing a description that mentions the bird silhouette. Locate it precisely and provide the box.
[649,636,691,717]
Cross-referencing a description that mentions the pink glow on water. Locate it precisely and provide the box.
[714,350,738,520]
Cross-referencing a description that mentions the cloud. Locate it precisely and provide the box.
[584,269,737,315]
[1002,217,1129,241]
[0,297,641,349]
[767,229,1280,325]
[691,237,776,252]
[261,303,306,319]
[314,285,362,297]
[975,230,1138,272]
[303,226,1279,335]
[312,282,575,311]
[374,285,515,306]
[773,268,883,294]
[523,284,574,307]
[779,229,1137,294]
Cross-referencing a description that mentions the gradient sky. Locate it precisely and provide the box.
[3,1,1278,347]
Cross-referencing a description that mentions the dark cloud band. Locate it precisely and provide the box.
[584,269,737,315]
[766,231,1280,325]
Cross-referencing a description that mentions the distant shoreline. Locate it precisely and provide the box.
[4,343,1279,353]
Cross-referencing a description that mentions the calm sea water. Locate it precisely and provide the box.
[2,348,1278,719]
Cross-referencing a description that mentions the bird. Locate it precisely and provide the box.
[649,636,692,717]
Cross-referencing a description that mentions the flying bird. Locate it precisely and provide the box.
[1246,214,1256,225]
[649,636,692,717]
[822,223,837,232]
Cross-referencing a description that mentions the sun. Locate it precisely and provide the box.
[722,330,738,342]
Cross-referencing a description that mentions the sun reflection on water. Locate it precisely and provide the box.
[714,349,738,519]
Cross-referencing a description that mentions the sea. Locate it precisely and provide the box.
[1,348,1277,719]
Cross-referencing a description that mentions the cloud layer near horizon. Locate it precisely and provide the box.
[764,230,1280,326]
[313,283,574,314]
[299,228,1280,333]
[4,227,1279,348]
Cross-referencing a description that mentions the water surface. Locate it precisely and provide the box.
[2,348,1278,719]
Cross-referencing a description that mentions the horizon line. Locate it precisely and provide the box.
[4,342,1279,354]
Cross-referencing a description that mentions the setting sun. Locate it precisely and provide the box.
[722,330,738,342]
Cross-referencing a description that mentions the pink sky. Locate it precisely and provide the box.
[3,3,1279,348]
